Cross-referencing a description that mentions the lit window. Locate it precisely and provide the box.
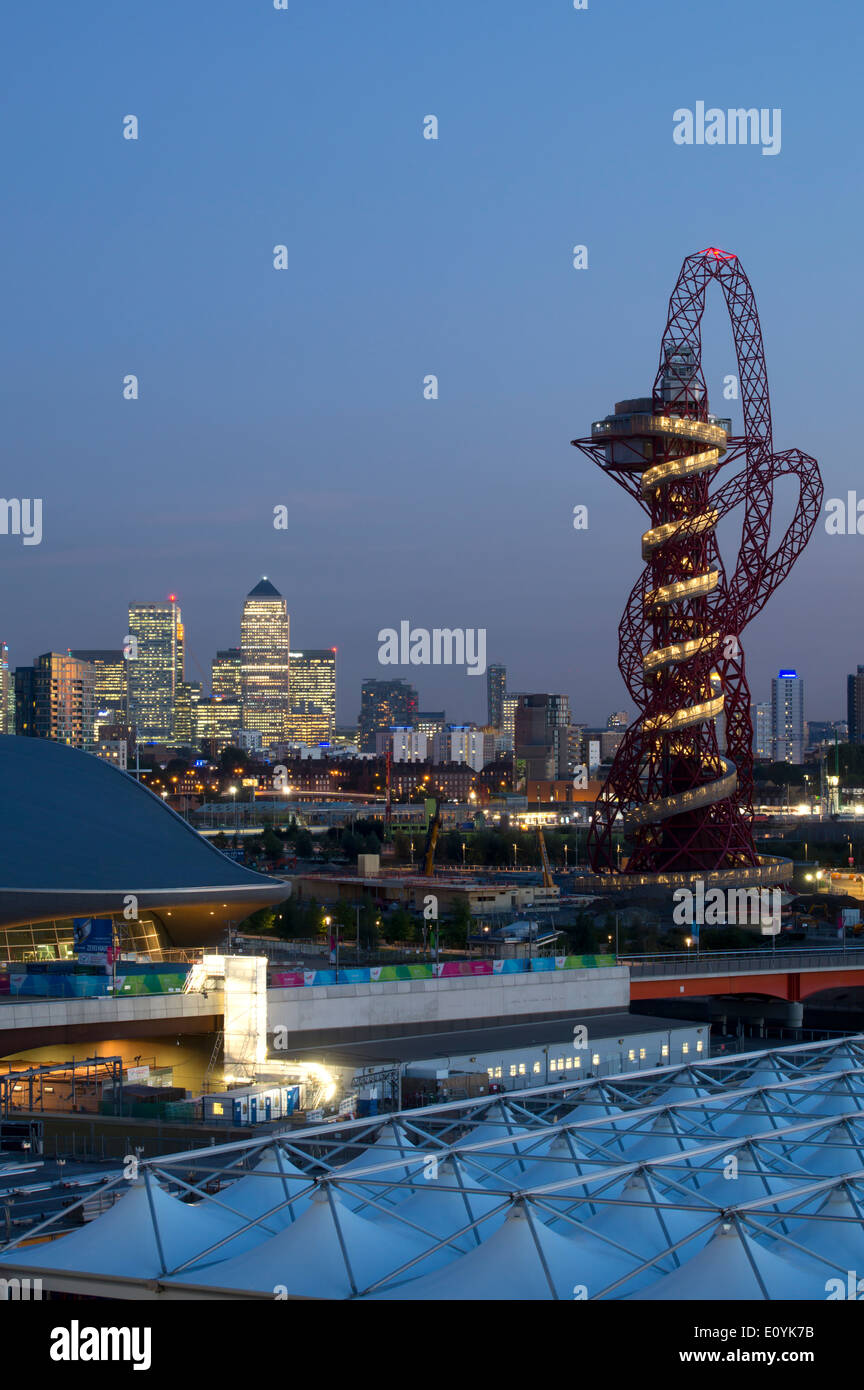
[573,1056,581,1067]
[661,1044,669,1057]
[494,1067,502,1079]
[592,1053,600,1066]
[213,1102,224,1116]
[533,1061,541,1074]
[696,1040,703,1053]
[639,1048,646,1060]
[628,1050,636,1062]
[518,1063,526,1075]
[487,1067,494,1078]
[509,1065,517,1078]
[682,1042,689,1054]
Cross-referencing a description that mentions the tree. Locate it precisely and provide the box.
[293,828,314,858]
[358,902,380,951]
[260,827,283,860]
[379,907,414,944]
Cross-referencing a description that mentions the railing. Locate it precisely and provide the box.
[622,946,864,976]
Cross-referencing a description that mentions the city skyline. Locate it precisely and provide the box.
[0,1,856,728]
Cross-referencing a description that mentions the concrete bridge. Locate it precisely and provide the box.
[626,946,864,1005]
[2,948,864,1056]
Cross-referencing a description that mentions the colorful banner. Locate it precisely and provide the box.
[267,955,615,990]
[0,968,189,998]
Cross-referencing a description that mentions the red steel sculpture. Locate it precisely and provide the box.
[572,249,822,876]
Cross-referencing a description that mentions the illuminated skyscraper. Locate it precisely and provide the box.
[15,652,97,750]
[358,679,418,752]
[69,649,127,731]
[127,598,185,743]
[0,643,13,734]
[515,694,571,781]
[174,681,201,747]
[197,696,241,754]
[771,670,805,764]
[288,649,336,744]
[501,693,526,750]
[751,701,772,759]
[212,648,242,701]
[487,664,506,729]
[241,578,290,746]
[847,666,864,746]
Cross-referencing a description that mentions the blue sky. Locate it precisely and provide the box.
[0,0,860,723]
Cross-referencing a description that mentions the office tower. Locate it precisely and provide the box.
[501,693,525,750]
[515,694,571,781]
[288,649,337,745]
[848,667,864,745]
[174,681,201,747]
[607,710,629,729]
[69,649,127,731]
[487,664,506,729]
[127,598,184,743]
[751,701,772,759]
[15,653,96,750]
[358,678,418,752]
[771,670,805,763]
[0,643,13,734]
[212,648,242,702]
[196,696,241,755]
[240,578,290,746]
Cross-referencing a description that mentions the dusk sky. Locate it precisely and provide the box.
[1,0,859,726]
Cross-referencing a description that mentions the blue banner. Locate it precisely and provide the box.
[72,917,113,963]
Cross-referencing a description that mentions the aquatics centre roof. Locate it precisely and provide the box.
[4,1035,864,1300]
[0,736,288,940]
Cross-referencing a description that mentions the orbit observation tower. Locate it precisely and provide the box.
[572,249,822,888]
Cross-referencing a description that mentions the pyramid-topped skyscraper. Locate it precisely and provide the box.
[240,577,290,747]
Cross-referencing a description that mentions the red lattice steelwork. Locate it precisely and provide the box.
[572,249,822,875]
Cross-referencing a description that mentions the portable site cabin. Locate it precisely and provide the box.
[203,1084,300,1126]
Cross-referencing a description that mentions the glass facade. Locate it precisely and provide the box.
[127,600,185,743]
[288,649,336,744]
[15,652,97,750]
[69,649,127,730]
[241,579,290,745]
[0,914,168,964]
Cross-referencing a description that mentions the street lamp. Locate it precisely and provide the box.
[323,915,336,970]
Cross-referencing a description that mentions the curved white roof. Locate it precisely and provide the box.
[5,1035,864,1301]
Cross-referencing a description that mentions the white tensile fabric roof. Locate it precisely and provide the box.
[4,1035,864,1300]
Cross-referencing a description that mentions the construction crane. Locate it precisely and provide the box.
[536,827,554,890]
[423,797,442,877]
[381,744,395,857]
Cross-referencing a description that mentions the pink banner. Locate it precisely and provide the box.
[437,961,493,978]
